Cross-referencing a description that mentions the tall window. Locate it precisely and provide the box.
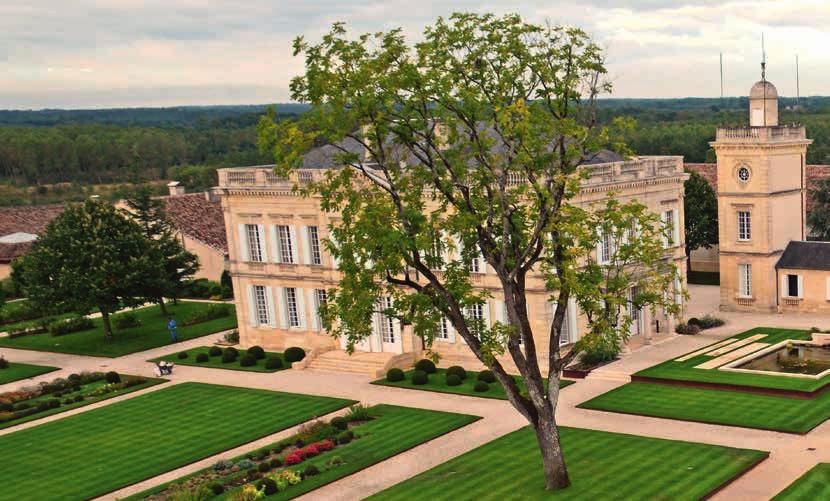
[284,287,300,327]
[738,211,751,241]
[246,224,264,262]
[307,226,322,265]
[253,285,269,325]
[663,210,675,248]
[739,264,752,297]
[786,274,800,297]
[559,314,570,346]
[598,232,612,264]
[276,225,294,263]
[436,317,450,340]
[466,303,485,336]
[377,297,395,343]
[314,289,327,329]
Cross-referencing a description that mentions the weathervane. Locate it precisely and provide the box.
[761,33,766,81]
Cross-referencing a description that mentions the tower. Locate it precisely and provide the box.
[711,64,811,312]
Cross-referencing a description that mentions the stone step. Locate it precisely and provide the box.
[584,370,632,383]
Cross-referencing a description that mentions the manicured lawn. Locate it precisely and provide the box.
[0,383,353,501]
[688,271,720,285]
[636,327,828,392]
[127,404,479,501]
[149,346,290,373]
[0,361,59,384]
[772,463,830,500]
[0,301,237,357]
[371,426,766,500]
[578,382,830,433]
[372,368,574,400]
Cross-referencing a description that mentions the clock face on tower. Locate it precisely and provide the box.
[737,166,751,183]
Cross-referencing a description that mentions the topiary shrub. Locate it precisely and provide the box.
[208,346,222,357]
[445,374,462,386]
[284,347,306,363]
[303,464,320,478]
[105,371,121,384]
[257,461,271,473]
[411,370,428,385]
[221,351,237,364]
[446,365,467,380]
[687,317,701,327]
[177,351,189,360]
[330,416,348,431]
[264,356,283,370]
[210,483,224,495]
[113,312,142,330]
[224,346,238,357]
[474,381,490,392]
[414,359,436,374]
[477,370,496,383]
[240,354,257,367]
[195,353,209,363]
[336,430,354,445]
[386,368,404,382]
[247,345,266,360]
[675,323,701,335]
[258,478,277,496]
[698,314,725,329]
[0,357,7,370]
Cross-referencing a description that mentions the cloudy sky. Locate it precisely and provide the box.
[2,0,828,109]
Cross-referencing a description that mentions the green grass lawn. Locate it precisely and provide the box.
[149,346,290,373]
[772,463,830,500]
[372,368,574,400]
[0,376,164,430]
[635,327,829,392]
[688,271,720,285]
[127,404,479,501]
[0,382,353,501]
[370,426,766,500]
[0,302,237,357]
[579,382,830,433]
[0,361,59,384]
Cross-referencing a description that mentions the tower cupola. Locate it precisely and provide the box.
[749,79,778,126]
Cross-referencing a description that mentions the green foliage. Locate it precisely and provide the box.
[247,345,265,360]
[684,171,718,269]
[105,371,121,384]
[284,346,306,362]
[474,381,490,392]
[446,366,467,380]
[809,177,830,239]
[240,354,257,367]
[181,303,232,326]
[330,416,349,431]
[446,374,462,386]
[345,404,372,422]
[195,353,209,363]
[208,346,223,357]
[113,311,142,330]
[414,359,436,374]
[477,370,496,383]
[47,316,94,337]
[264,356,283,370]
[578,336,619,367]
[386,368,405,382]
[412,370,428,386]
[336,430,354,444]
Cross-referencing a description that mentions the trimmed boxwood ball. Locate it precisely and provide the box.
[177,351,189,359]
[105,371,120,384]
[411,370,428,385]
[284,346,306,362]
[240,354,257,367]
[224,346,238,357]
[210,483,224,495]
[247,345,266,360]
[474,381,490,392]
[303,464,320,477]
[445,374,462,386]
[195,353,209,363]
[477,370,496,383]
[330,416,348,431]
[208,346,222,357]
[446,365,467,380]
[221,351,237,364]
[264,356,283,370]
[414,359,436,374]
[258,477,278,496]
[386,368,405,382]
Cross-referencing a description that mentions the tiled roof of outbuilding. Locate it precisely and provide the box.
[160,193,227,253]
[776,241,830,271]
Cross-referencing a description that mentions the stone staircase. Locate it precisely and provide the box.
[304,350,397,377]
[584,368,632,384]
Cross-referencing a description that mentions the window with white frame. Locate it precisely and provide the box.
[378,297,395,343]
[598,232,612,264]
[314,289,327,328]
[253,285,270,325]
[436,317,450,340]
[276,225,294,263]
[739,264,752,297]
[284,287,300,327]
[663,210,675,248]
[246,224,264,262]
[307,226,322,265]
[467,303,485,336]
[559,314,570,345]
[738,211,751,241]
[785,274,801,298]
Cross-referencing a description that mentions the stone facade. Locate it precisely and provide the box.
[217,155,688,372]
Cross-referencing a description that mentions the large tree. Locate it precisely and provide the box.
[683,170,718,275]
[122,187,199,314]
[260,13,680,490]
[808,177,830,240]
[13,199,157,338]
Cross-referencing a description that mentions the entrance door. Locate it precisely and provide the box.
[377,297,403,353]
[628,287,643,336]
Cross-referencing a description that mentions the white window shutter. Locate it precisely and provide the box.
[308,289,320,330]
[265,286,276,327]
[798,275,804,298]
[781,275,788,298]
[238,224,250,262]
[270,225,280,263]
[826,277,830,300]
[296,288,307,329]
[301,227,312,264]
[568,298,579,343]
[483,301,492,328]
[247,285,258,327]
[447,318,457,343]
[495,299,507,324]
[257,224,268,262]
[672,209,680,245]
[276,287,288,329]
[289,226,299,264]
[329,232,340,269]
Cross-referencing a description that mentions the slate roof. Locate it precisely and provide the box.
[776,241,830,271]
[160,193,227,254]
[0,203,66,264]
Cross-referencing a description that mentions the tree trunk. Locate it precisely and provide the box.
[101,309,113,340]
[158,297,168,316]
[534,412,571,490]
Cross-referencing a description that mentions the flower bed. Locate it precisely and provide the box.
[0,370,162,428]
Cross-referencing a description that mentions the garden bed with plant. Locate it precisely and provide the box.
[370,426,768,500]
[372,359,573,400]
[0,383,354,501]
[126,404,478,501]
[0,355,59,384]
[150,346,306,373]
[0,370,162,429]
[0,301,238,357]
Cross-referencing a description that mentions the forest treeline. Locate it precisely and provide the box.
[2,98,830,203]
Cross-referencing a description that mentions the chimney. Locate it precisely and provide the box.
[167,181,185,196]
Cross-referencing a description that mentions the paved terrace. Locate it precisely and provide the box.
[0,284,827,500]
